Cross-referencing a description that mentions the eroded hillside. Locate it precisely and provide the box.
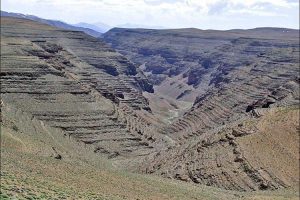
[104,28,299,122]
[140,107,299,191]
[2,91,298,199]
[104,27,300,191]
[0,16,299,198]
[0,17,169,165]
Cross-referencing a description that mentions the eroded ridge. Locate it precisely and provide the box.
[104,27,299,191]
[0,17,165,162]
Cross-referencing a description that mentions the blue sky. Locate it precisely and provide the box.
[1,0,299,29]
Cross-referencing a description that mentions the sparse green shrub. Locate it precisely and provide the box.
[0,193,10,200]
[12,124,18,132]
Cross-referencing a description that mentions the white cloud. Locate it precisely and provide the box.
[1,0,299,29]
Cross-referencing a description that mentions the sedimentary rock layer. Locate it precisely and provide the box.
[0,17,164,161]
[1,17,299,191]
[104,27,299,191]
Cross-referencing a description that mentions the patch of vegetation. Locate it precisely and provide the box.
[12,124,18,132]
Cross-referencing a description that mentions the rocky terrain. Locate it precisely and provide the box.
[104,28,299,104]
[104,27,300,191]
[1,16,299,199]
[0,17,168,165]
[2,92,298,199]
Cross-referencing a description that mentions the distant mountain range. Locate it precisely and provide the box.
[1,11,169,33]
[116,23,167,29]
[74,22,111,33]
[0,11,103,37]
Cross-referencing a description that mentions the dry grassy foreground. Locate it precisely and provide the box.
[0,103,298,199]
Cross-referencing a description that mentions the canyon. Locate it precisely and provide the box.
[1,16,299,199]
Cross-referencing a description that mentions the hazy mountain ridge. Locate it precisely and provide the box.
[74,22,111,33]
[1,11,103,37]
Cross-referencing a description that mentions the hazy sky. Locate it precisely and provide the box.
[1,0,299,29]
